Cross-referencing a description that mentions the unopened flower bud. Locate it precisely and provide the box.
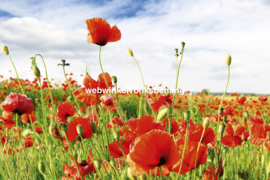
[222,147,228,154]
[183,110,190,121]
[208,148,215,161]
[112,76,117,84]
[60,122,68,133]
[76,124,83,135]
[222,116,227,124]
[94,160,101,170]
[33,66,41,78]
[38,161,46,175]
[226,54,231,66]
[157,107,170,122]
[203,117,210,129]
[1,45,9,55]
[90,122,96,134]
[243,111,249,119]
[109,158,116,167]
[219,124,225,134]
[174,48,178,55]
[127,48,133,57]
[144,101,151,114]
[113,130,120,140]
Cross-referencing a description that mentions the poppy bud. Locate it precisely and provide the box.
[94,160,101,170]
[219,124,225,134]
[183,110,190,121]
[127,48,133,57]
[22,129,33,137]
[208,148,215,161]
[157,107,170,122]
[203,117,210,129]
[181,42,185,49]
[222,116,227,124]
[91,122,97,134]
[38,161,46,175]
[243,111,249,119]
[174,48,178,55]
[113,129,120,140]
[127,167,136,180]
[33,66,41,78]
[144,101,151,114]
[226,54,231,66]
[76,124,83,135]
[1,45,9,55]
[222,147,228,154]
[112,76,117,84]
[109,158,116,167]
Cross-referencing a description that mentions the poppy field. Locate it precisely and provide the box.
[0,17,270,180]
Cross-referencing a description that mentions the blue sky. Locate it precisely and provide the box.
[0,0,270,94]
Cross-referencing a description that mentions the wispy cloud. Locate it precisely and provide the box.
[0,0,269,94]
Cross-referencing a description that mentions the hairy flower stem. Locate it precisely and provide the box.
[7,55,25,94]
[98,46,127,122]
[193,128,206,179]
[169,47,184,134]
[216,65,230,179]
[132,56,146,88]
[177,122,189,179]
[62,65,80,110]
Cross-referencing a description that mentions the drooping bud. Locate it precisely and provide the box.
[203,117,210,129]
[181,42,185,49]
[226,54,232,66]
[112,76,117,84]
[1,45,9,55]
[222,116,227,125]
[60,122,68,133]
[157,107,170,122]
[219,124,226,134]
[33,66,41,78]
[127,49,133,57]
[113,129,120,140]
[76,124,83,135]
[90,122,97,134]
[183,110,190,121]
[38,161,46,175]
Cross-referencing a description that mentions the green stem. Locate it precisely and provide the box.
[193,128,206,179]
[132,56,146,88]
[8,54,25,94]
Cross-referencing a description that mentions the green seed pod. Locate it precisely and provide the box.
[113,130,120,140]
[157,107,170,122]
[1,45,9,55]
[38,161,46,175]
[33,65,41,78]
[181,42,185,49]
[219,124,226,134]
[183,110,190,121]
[226,54,232,66]
[94,160,101,170]
[209,148,215,161]
[203,117,210,129]
[76,124,83,135]
[112,76,117,84]
[127,48,133,57]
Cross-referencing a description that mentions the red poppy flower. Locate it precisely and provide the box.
[35,125,43,134]
[127,129,180,176]
[1,92,34,115]
[0,111,13,122]
[237,96,246,105]
[74,73,112,105]
[148,95,172,112]
[21,112,36,123]
[2,121,16,129]
[221,124,245,147]
[85,18,121,46]
[62,149,96,179]
[100,95,117,112]
[108,139,130,158]
[66,117,93,142]
[258,95,267,103]
[107,117,123,128]
[202,158,223,180]
[160,117,179,134]
[22,136,34,148]
[57,102,76,123]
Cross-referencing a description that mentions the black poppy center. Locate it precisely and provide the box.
[65,113,70,117]
[79,159,87,166]
[157,157,166,166]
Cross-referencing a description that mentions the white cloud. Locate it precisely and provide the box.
[0,0,270,94]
